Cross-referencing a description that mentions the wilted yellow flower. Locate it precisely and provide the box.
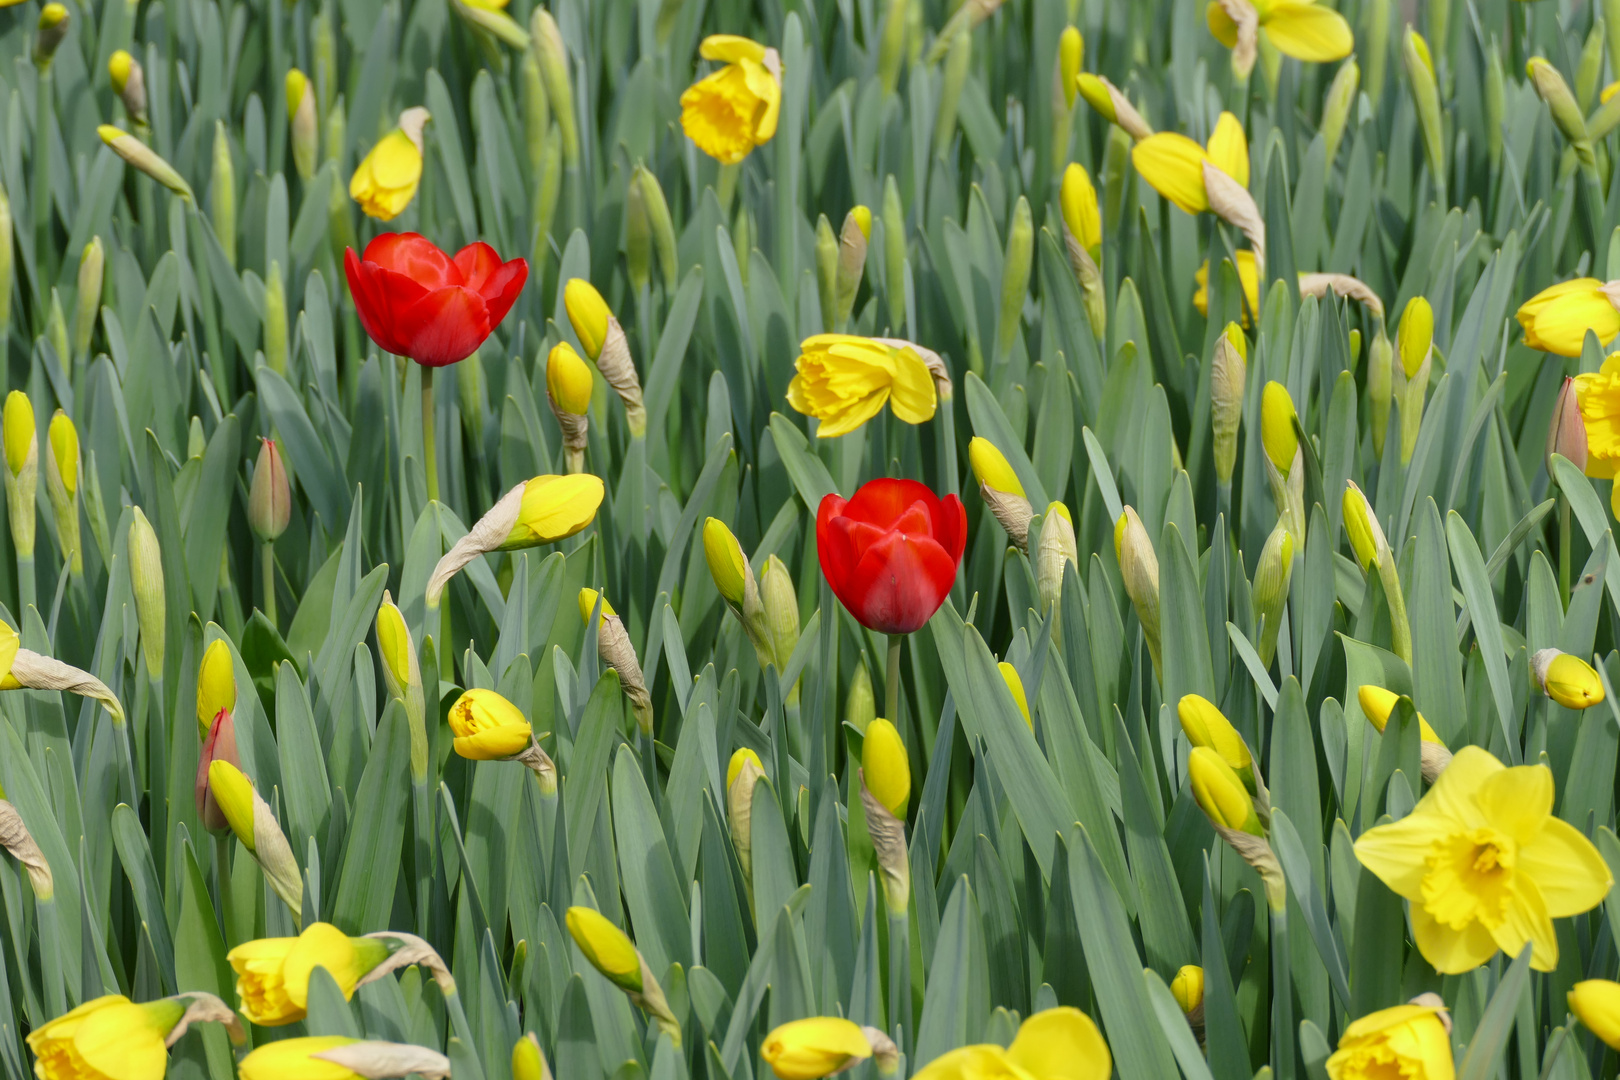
[1171,966,1204,1014]
[1260,381,1298,474]
[227,923,391,1026]
[786,334,938,437]
[1356,746,1612,972]
[998,662,1032,728]
[563,279,610,360]
[565,906,643,992]
[1189,746,1263,836]
[862,718,910,818]
[1194,251,1261,324]
[1131,111,1248,216]
[1398,297,1434,378]
[1517,278,1620,357]
[1534,650,1605,709]
[1571,980,1620,1050]
[196,639,237,741]
[546,342,593,414]
[761,1018,873,1080]
[1207,0,1353,69]
[349,107,428,221]
[1060,163,1101,255]
[447,689,533,760]
[911,1008,1111,1080]
[1357,686,1445,745]
[1178,694,1254,790]
[1325,1003,1453,1080]
[680,35,782,164]
[28,995,186,1080]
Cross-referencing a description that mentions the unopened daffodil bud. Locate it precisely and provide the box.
[450,0,529,49]
[4,392,33,481]
[1211,323,1246,485]
[1190,746,1263,836]
[1060,164,1102,259]
[238,1036,450,1080]
[44,410,80,574]
[530,9,576,164]
[1342,481,1384,571]
[1115,507,1162,674]
[1260,381,1298,476]
[73,238,103,361]
[546,342,592,472]
[34,4,69,69]
[512,1035,552,1080]
[349,107,428,221]
[1178,694,1255,791]
[129,507,165,676]
[1356,684,1452,784]
[998,662,1032,728]
[1076,72,1153,140]
[1171,965,1204,1016]
[1037,501,1076,622]
[760,554,800,682]
[1397,297,1433,379]
[564,278,646,435]
[211,121,236,264]
[815,214,838,327]
[1369,331,1394,455]
[1320,58,1359,163]
[100,125,194,202]
[196,639,237,741]
[727,747,765,885]
[249,437,291,542]
[1252,524,1293,666]
[287,69,318,180]
[427,474,604,604]
[1533,649,1606,710]
[633,165,678,292]
[109,50,147,124]
[624,167,651,295]
[859,718,912,914]
[208,760,302,912]
[576,588,654,734]
[1406,29,1447,187]
[2,391,35,564]
[862,718,910,818]
[996,196,1033,359]
[226,922,393,1025]
[703,517,751,609]
[835,206,870,328]
[763,1018,898,1080]
[1548,377,1590,474]
[970,436,1034,548]
[564,278,610,360]
[376,592,427,781]
[881,176,906,330]
[565,905,680,1044]
[448,688,533,760]
[1571,981,1620,1050]
[1528,56,1594,163]
[846,661,876,734]
[1057,27,1083,109]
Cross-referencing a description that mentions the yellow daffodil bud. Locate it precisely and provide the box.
[835,207,870,328]
[208,760,258,851]
[1189,747,1263,836]
[1177,694,1254,790]
[998,662,1032,728]
[44,410,79,573]
[969,437,1023,495]
[565,278,611,360]
[1260,381,1298,475]
[933,27,971,156]
[1342,481,1385,571]
[786,334,944,437]
[1115,506,1162,671]
[633,166,677,292]
[1211,323,1246,485]
[448,688,533,760]
[1571,980,1620,1050]
[211,121,235,265]
[815,214,839,327]
[34,3,69,68]
[375,599,412,703]
[99,125,194,202]
[3,392,32,480]
[1357,686,1445,745]
[248,438,291,542]
[578,587,615,625]
[109,50,147,124]
[238,1036,452,1080]
[861,718,910,818]
[1037,501,1077,620]
[287,69,318,180]
[1533,649,1606,709]
[1406,29,1447,186]
[1528,56,1593,159]
[530,9,576,164]
[1076,72,1152,140]
[625,167,651,294]
[1326,1003,1454,1080]
[1320,58,1359,163]
[1057,27,1083,109]
[227,922,392,1025]
[546,342,594,415]
[846,661,876,734]
[760,554,800,676]
[727,747,765,882]
[73,238,103,361]
[46,293,67,371]
[1397,297,1433,379]
[761,1018,876,1080]
[349,107,428,221]
[129,507,165,676]
[565,907,643,993]
[507,474,603,547]
[1171,966,1204,1015]
[703,517,751,608]
[27,995,192,1080]
[1060,163,1101,257]
[1369,330,1394,454]
[1252,524,1294,663]
[996,196,1034,358]
[875,0,907,93]
[196,639,237,742]
[512,1035,552,1080]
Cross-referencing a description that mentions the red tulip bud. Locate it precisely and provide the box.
[195,708,240,833]
[1548,376,1589,474]
[249,438,291,541]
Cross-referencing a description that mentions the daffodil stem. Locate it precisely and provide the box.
[33,67,52,287]
[1560,494,1572,609]
[423,368,440,505]
[716,162,739,212]
[885,634,901,725]
[116,718,140,814]
[261,541,276,626]
[16,553,33,618]
[37,897,65,1017]
[888,911,909,1053]
[214,832,236,948]
[412,779,434,940]
[1270,903,1294,1080]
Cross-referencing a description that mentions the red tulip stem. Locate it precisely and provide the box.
[423,369,440,505]
[886,634,902,725]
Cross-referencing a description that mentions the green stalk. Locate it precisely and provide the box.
[214,833,236,949]
[885,634,901,725]
[33,68,52,287]
[423,367,440,504]
[412,780,434,939]
[1270,902,1294,1080]
[716,162,740,212]
[16,553,32,617]
[888,910,910,1053]
[36,897,64,1017]
[261,542,276,625]
[1560,494,1572,609]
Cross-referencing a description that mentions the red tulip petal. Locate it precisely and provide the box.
[936,494,968,562]
[453,242,503,292]
[840,529,958,634]
[364,232,461,288]
[347,250,409,356]
[843,477,944,529]
[890,500,936,540]
[816,493,854,591]
[360,262,434,356]
[478,259,530,329]
[394,286,491,366]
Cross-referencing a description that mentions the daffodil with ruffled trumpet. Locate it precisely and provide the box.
[1517,278,1620,357]
[1132,112,1265,266]
[680,35,782,167]
[227,923,394,1025]
[349,107,428,221]
[787,334,952,438]
[1358,685,1450,784]
[1326,1000,1454,1080]
[427,473,603,604]
[565,906,682,1045]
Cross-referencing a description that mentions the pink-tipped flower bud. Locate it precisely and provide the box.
[195,707,240,833]
[248,438,291,541]
[1548,376,1590,473]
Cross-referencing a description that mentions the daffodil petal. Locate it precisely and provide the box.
[1260,0,1353,61]
[1410,900,1501,975]
[1006,1008,1111,1080]
[1206,1,1239,47]
[1473,765,1553,846]
[1131,133,1211,215]
[1487,874,1559,972]
[1354,811,1454,900]
[1519,815,1614,918]
[1206,112,1249,188]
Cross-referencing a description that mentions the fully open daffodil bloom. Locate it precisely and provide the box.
[1195,251,1261,323]
[786,335,940,437]
[227,923,392,1026]
[1207,0,1353,78]
[28,995,185,1080]
[349,107,429,221]
[1573,355,1620,514]
[1131,111,1248,215]
[1324,1003,1454,1080]
[447,689,533,759]
[680,36,781,164]
[1517,278,1620,357]
[1355,746,1613,972]
[911,1007,1111,1080]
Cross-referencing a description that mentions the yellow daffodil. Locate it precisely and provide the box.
[578,587,616,626]
[1060,163,1101,256]
[349,107,429,221]
[911,1008,1111,1080]
[1207,0,1354,70]
[1516,278,1620,357]
[861,718,910,818]
[1171,966,1204,1014]
[565,906,643,992]
[1570,980,1620,1050]
[998,662,1032,728]
[511,1035,551,1080]
[1195,251,1262,324]
[1573,355,1620,516]
[1325,1003,1454,1080]
[447,689,533,760]
[786,334,941,437]
[1355,746,1613,973]
[237,1036,453,1080]
[680,35,781,164]
[1178,694,1255,790]
[1131,111,1248,215]
[761,1018,874,1080]
[227,923,391,1026]
[1189,746,1263,835]
[28,995,185,1080]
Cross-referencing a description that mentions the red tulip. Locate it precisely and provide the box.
[195,708,240,833]
[817,478,966,635]
[344,233,528,367]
